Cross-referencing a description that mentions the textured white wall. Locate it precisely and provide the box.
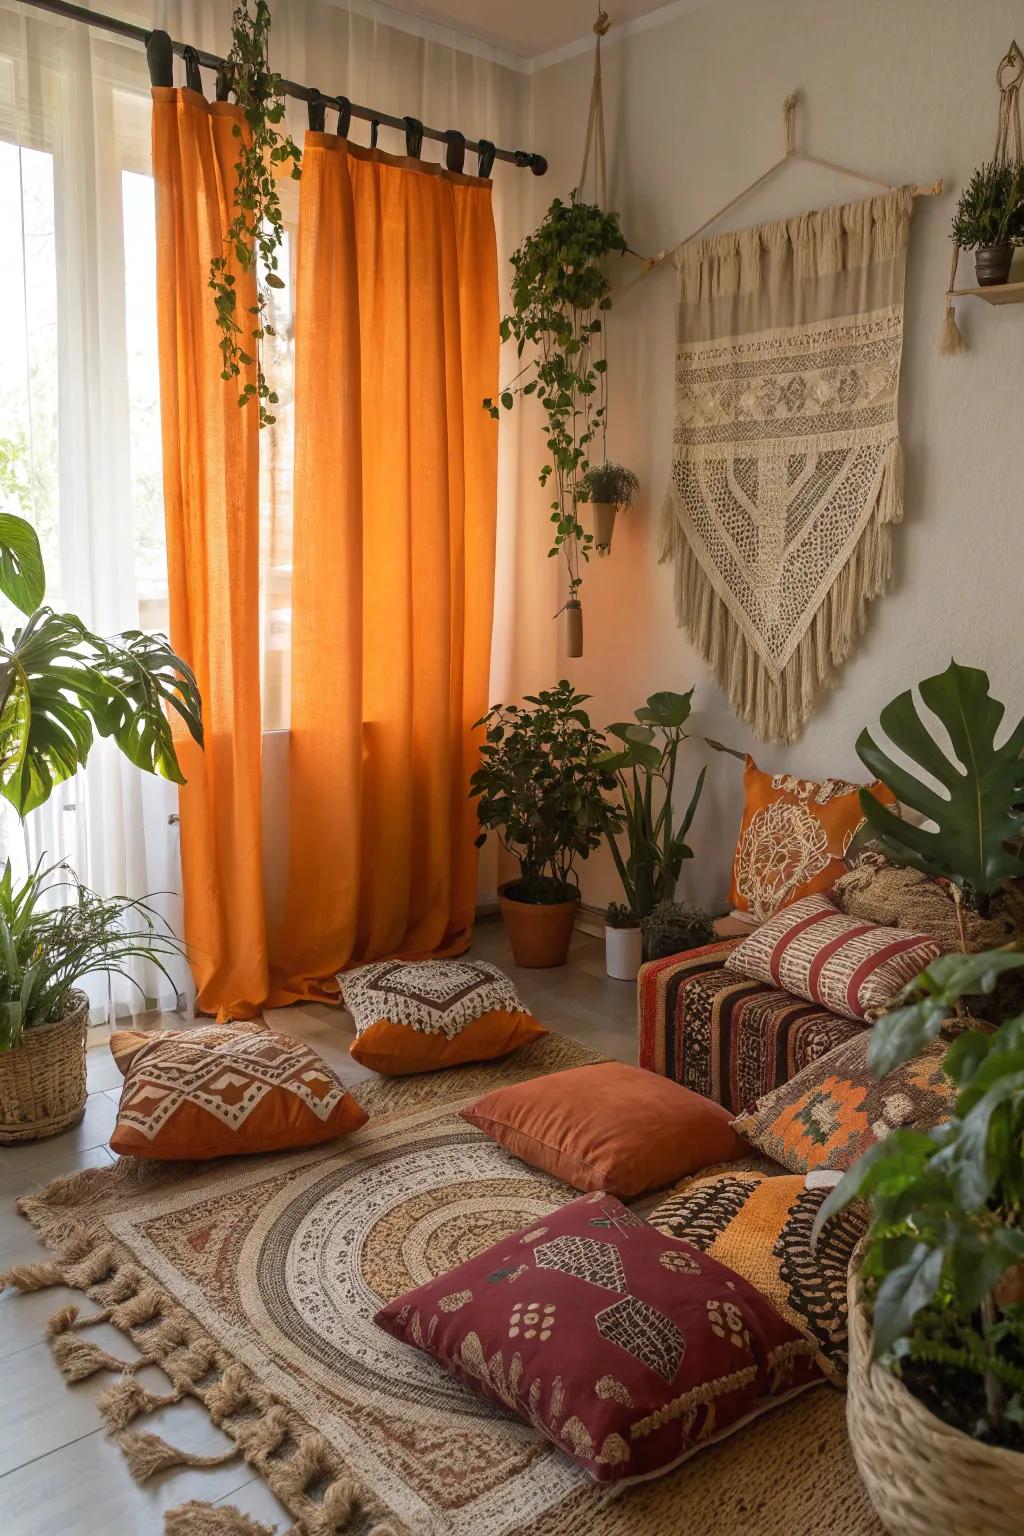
[492,0,1024,917]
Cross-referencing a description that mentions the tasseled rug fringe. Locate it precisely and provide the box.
[1,1159,404,1536]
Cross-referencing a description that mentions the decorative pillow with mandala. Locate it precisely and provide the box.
[730,1031,953,1175]
[728,756,899,922]
[724,893,941,1022]
[375,1192,823,1484]
[337,957,545,1074]
[649,1169,867,1384]
[108,1024,368,1160]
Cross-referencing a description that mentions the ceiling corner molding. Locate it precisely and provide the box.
[526,0,719,74]
[321,0,533,72]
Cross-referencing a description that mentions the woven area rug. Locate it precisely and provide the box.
[5,1032,884,1536]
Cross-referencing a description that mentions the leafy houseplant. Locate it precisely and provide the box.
[951,160,1024,286]
[816,950,1024,1528]
[211,0,302,427]
[577,461,639,556]
[471,681,618,967]
[604,900,642,983]
[485,195,628,653]
[640,899,713,963]
[0,511,202,1139]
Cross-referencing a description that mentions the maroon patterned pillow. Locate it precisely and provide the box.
[374,1192,823,1484]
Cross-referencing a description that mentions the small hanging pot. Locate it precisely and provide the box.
[591,501,617,556]
[975,243,1014,286]
[561,599,583,657]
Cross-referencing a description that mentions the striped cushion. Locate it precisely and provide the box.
[723,894,941,1022]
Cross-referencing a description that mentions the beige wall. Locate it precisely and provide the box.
[490,0,1024,917]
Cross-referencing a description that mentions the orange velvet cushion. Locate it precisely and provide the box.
[339,957,545,1075]
[109,1023,367,1160]
[728,756,899,921]
[460,1061,745,1198]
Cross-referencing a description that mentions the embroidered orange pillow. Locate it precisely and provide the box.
[728,756,899,921]
[338,958,545,1075]
[109,1024,367,1160]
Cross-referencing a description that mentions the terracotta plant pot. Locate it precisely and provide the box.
[975,243,1014,286]
[591,501,617,555]
[561,599,583,658]
[605,923,642,981]
[499,882,579,967]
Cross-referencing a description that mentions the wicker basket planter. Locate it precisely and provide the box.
[0,992,89,1144]
[847,1247,1024,1536]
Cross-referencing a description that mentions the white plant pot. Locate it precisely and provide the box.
[605,924,643,981]
[591,501,617,555]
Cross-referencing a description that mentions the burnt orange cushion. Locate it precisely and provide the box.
[109,1023,367,1160]
[728,756,899,921]
[349,1011,544,1075]
[460,1061,745,1198]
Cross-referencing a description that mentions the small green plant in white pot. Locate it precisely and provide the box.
[578,461,639,556]
[604,901,642,981]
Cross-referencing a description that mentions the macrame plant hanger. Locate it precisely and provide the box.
[942,40,1023,354]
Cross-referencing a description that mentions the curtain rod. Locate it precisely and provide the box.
[16,0,548,176]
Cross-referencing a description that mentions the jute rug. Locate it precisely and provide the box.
[4,1032,884,1536]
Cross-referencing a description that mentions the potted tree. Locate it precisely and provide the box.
[596,689,739,979]
[951,160,1024,287]
[484,195,628,656]
[577,462,639,556]
[0,510,202,1140]
[471,681,618,967]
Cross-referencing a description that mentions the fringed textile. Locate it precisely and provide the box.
[661,188,915,743]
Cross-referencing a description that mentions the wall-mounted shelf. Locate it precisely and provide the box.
[949,281,1024,306]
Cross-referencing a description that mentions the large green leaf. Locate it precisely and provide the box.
[856,660,1024,895]
[0,511,45,615]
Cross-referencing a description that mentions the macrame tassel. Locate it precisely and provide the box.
[119,1428,238,1483]
[0,1258,65,1292]
[940,299,964,355]
[45,1302,138,1383]
[98,1373,183,1432]
[165,1502,277,1536]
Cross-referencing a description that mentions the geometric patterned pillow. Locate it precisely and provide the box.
[724,893,941,1021]
[374,1191,824,1484]
[108,1023,367,1159]
[649,1169,868,1383]
[338,957,544,1075]
[730,1031,953,1175]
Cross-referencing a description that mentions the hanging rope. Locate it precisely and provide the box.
[942,38,1023,355]
[576,8,609,209]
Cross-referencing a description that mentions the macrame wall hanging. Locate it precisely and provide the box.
[649,96,940,744]
[942,40,1023,352]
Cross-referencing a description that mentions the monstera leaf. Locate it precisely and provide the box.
[856,661,1024,897]
[0,511,45,616]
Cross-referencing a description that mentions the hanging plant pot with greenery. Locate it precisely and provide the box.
[951,160,1024,287]
[484,195,628,657]
[578,461,639,556]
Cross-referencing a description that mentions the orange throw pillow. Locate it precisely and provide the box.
[109,1023,367,1160]
[728,756,899,922]
[460,1061,745,1198]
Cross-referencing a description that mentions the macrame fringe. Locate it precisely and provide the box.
[939,300,964,355]
[661,441,904,745]
[1,1158,405,1536]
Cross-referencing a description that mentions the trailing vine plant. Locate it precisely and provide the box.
[210,0,301,428]
[484,194,627,606]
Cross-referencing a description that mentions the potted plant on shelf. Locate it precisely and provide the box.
[471,681,618,967]
[595,688,740,978]
[577,461,639,556]
[484,194,628,657]
[951,160,1024,287]
[0,509,202,1141]
[815,948,1024,1535]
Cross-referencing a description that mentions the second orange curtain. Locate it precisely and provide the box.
[272,137,499,998]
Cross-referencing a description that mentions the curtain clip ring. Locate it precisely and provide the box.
[477,139,496,178]
[443,129,466,173]
[307,89,326,132]
[335,95,352,138]
[182,45,204,96]
[370,118,380,149]
[404,115,425,158]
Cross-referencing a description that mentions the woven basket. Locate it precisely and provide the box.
[847,1245,1024,1536]
[0,993,89,1144]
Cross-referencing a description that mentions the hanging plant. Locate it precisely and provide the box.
[485,194,627,608]
[210,0,301,428]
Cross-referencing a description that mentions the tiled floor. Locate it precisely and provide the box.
[0,919,637,1534]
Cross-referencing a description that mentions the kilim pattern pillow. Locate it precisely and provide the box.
[375,1191,823,1484]
[731,1031,953,1175]
[724,892,941,1022]
[727,757,899,921]
[109,1024,367,1159]
[649,1169,867,1384]
[338,957,544,1074]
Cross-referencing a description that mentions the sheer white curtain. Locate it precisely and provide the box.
[0,0,530,1018]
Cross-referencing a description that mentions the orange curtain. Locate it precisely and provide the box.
[271,136,499,998]
[152,88,269,1018]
